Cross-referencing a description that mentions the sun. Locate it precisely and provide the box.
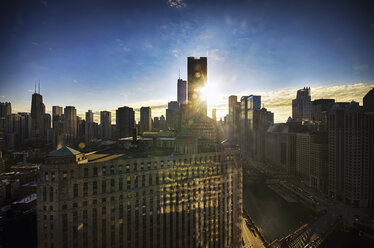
[200,83,222,106]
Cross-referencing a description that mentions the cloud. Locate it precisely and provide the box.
[167,0,187,9]
[31,42,39,46]
[73,79,78,84]
[171,49,180,57]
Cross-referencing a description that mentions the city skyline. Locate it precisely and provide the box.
[1,0,374,123]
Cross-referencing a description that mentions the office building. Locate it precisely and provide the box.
[168,101,179,111]
[0,102,11,118]
[64,106,77,145]
[37,141,242,248]
[177,78,187,104]
[292,87,312,121]
[328,89,374,207]
[85,110,94,142]
[100,111,112,140]
[212,109,216,121]
[31,90,46,138]
[140,107,152,133]
[187,57,207,120]
[311,99,334,122]
[116,106,135,138]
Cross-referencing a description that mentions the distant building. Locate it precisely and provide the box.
[64,106,77,145]
[0,102,11,118]
[311,99,334,122]
[188,57,207,119]
[177,78,187,104]
[159,115,166,130]
[212,108,216,121]
[85,110,94,142]
[166,102,179,131]
[265,124,296,174]
[227,95,240,144]
[100,111,112,140]
[292,87,312,121]
[52,106,63,128]
[140,107,152,133]
[168,101,179,111]
[116,106,135,138]
[31,91,46,138]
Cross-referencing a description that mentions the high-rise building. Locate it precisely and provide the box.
[239,95,261,154]
[85,110,94,142]
[212,108,216,121]
[177,78,187,104]
[188,57,207,119]
[140,107,152,133]
[292,87,312,121]
[31,91,46,138]
[328,91,374,207]
[168,101,179,111]
[116,106,135,138]
[52,106,63,130]
[38,143,242,248]
[100,111,112,140]
[0,102,11,118]
[227,96,240,144]
[64,106,77,145]
[311,99,335,122]
[18,112,31,140]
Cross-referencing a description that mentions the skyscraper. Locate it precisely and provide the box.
[64,106,77,144]
[177,78,187,104]
[168,101,179,111]
[0,102,11,118]
[188,57,207,119]
[212,108,216,121]
[328,91,374,207]
[31,91,46,138]
[140,107,152,133]
[100,111,112,140]
[52,106,63,129]
[292,87,312,121]
[116,106,135,138]
[85,110,94,142]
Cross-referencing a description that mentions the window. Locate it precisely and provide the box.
[111,166,115,175]
[93,167,98,176]
[102,167,106,176]
[45,172,49,181]
[63,171,67,179]
[50,187,53,202]
[84,168,89,177]
[102,181,106,193]
[83,183,88,196]
[119,178,123,190]
[73,184,78,197]
[119,165,123,174]
[93,181,97,195]
[51,172,55,181]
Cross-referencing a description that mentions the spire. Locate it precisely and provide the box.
[34,81,36,93]
[38,80,40,94]
[179,68,181,80]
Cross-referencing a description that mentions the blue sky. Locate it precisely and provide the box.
[1,0,373,122]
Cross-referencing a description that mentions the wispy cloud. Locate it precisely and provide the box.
[167,0,187,9]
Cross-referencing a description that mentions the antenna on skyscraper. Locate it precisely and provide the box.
[179,68,181,79]
[34,81,36,93]
[38,80,40,94]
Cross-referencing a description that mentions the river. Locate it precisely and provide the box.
[243,179,315,242]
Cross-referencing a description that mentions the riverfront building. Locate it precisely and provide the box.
[37,144,243,248]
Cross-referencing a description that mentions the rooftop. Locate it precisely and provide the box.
[48,146,81,157]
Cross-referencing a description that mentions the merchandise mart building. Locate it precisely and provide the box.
[37,144,243,248]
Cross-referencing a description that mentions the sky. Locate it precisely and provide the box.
[1,0,374,123]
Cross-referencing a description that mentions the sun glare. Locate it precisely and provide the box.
[201,83,222,106]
